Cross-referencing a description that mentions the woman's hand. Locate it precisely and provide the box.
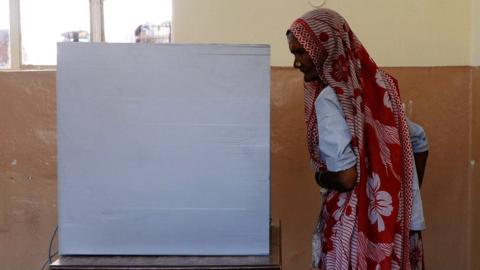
[315,166,357,192]
[414,151,428,187]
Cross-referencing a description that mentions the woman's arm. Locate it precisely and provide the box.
[414,151,428,187]
[407,119,429,187]
[314,87,357,192]
[315,166,357,192]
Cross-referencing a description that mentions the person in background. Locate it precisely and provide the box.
[135,24,150,43]
[134,22,172,43]
[286,8,428,269]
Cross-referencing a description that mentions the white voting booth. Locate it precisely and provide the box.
[57,43,270,255]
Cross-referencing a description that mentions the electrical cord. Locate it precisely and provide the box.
[40,225,58,270]
[40,251,58,270]
[48,225,58,263]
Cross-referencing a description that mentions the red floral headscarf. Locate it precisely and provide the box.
[289,9,415,269]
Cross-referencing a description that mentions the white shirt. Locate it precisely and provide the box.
[315,86,428,231]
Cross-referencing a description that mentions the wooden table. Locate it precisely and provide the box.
[50,222,281,270]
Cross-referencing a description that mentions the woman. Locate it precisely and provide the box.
[286,8,427,269]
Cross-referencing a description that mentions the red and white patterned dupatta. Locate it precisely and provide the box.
[289,9,415,270]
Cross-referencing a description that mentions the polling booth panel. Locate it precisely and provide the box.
[57,43,270,255]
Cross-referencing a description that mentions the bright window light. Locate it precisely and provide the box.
[104,0,172,43]
[0,0,10,68]
[20,0,90,65]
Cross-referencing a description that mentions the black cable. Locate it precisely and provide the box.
[40,251,58,270]
[40,225,58,270]
[48,225,58,264]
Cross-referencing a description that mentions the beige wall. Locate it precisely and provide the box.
[472,0,480,65]
[1,67,479,270]
[173,0,472,66]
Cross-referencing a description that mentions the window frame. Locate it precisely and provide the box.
[6,0,105,69]
[6,0,120,69]
[8,0,21,69]
[6,0,172,70]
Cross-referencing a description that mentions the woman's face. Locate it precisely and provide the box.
[287,33,319,82]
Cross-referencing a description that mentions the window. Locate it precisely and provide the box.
[20,0,90,66]
[3,0,172,68]
[104,0,172,43]
[0,0,10,68]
